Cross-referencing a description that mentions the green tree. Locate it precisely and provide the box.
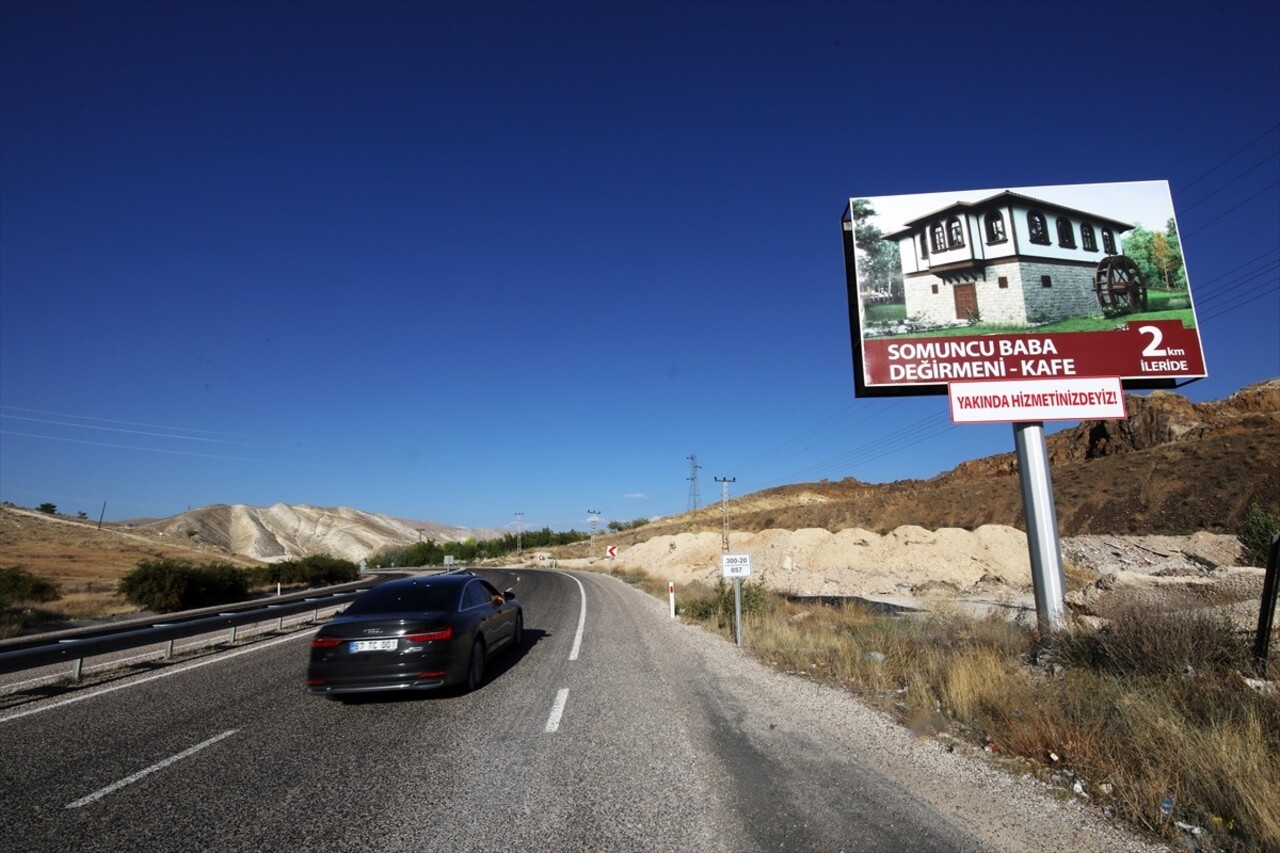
[36,503,57,514]
[851,199,904,301]
[1157,216,1182,289]
[1122,219,1186,293]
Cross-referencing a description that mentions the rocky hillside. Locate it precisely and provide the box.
[564,378,1280,554]
[138,503,499,564]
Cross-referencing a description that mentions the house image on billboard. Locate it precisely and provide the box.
[882,191,1133,326]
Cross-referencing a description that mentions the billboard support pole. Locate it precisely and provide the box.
[1014,422,1068,636]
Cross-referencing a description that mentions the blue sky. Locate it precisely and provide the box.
[1,1,1277,531]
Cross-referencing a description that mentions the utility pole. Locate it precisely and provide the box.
[687,454,702,511]
[714,476,735,553]
[515,512,524,554]
[588,509,601,542]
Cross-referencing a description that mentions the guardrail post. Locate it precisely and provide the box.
[164,639,174,659]
[228,625,237,644]
[71,657,83,683]
[277,616,284,631]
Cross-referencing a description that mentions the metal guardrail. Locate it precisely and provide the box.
[0,584,373,682]
[0,568,481,684]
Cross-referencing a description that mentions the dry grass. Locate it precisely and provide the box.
[667,581,1280,852]
[47,587,138,621]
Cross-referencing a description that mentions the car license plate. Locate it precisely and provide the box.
[350,639,399,653]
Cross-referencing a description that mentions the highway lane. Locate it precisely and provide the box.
[0,569,735,852]
[0,569,1148,852]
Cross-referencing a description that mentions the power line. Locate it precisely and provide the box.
[1173,121,1280,196]
[1182,178,1280,237]
[1177,148,1279,215]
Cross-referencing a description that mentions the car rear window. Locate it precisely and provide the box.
[345,582,459,614]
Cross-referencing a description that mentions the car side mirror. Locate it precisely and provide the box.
[503,589,515,601]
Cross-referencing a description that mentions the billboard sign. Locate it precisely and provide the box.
[841,180,1207,397]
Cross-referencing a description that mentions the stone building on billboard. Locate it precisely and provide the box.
[882,191,1132,327]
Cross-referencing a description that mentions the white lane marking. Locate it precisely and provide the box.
[0,630,312,724]
[566,572,586,661]
[65,729,239,809]
[545,688,569,733]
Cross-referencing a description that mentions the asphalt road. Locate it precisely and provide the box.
[0,570,1143,852]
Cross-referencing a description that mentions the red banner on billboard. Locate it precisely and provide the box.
[862,320,1205,387]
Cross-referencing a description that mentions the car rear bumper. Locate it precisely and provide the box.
[306,641,469,693]
[306,676,449,696]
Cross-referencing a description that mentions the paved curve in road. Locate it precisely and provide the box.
[0,569,1157,852]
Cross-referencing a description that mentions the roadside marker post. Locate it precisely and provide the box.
[668,581,675,618]
[722,554,751,646]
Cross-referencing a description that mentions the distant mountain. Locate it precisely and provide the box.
[139,503,503,563]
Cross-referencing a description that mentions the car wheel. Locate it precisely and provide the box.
[466,638,486,692]
[513,611,524,648]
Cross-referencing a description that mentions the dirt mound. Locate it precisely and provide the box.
[557,525,1262,622]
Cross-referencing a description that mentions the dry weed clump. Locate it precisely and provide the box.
[664,580,1280,852]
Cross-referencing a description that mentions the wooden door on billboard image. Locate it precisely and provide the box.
[953,283,977,321]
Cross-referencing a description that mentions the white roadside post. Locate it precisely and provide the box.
[721,554,751,646]
[668,581,676,618]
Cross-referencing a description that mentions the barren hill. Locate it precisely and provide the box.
[138,503,501,564]
[0,504,264,594]
[578,378,1279,551]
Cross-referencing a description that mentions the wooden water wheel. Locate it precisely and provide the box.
[1093,255,1148,311]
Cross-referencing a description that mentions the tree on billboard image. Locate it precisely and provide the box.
[855,197,906,311]
[1123,218,1189,295]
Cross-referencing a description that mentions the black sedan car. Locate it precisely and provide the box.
[306,573,522,699]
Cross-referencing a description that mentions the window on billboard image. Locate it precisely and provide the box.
[1081,222,1097,251]
[947,217,964,248]
[984,210,1006,243]
[930,223,946,252]
[1056,217,1076,248]
[1102,227,1116,254]
[1028,211,1049,244]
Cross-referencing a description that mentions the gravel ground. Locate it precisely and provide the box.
[633,588,1175,852]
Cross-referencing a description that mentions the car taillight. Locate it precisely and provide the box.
[404,626,452,642]
[311,635,342,648]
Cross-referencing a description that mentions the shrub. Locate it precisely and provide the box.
[678,577,769,623]
[1238,502,1280,567]
[260,553,359,586]
[607,517,652,533]
[1056,602,1248,677]
[119,558,250,612]
[0,566,59,607]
